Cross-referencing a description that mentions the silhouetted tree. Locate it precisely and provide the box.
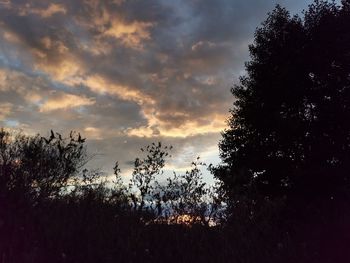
[117,144,224,225]
[160,158,215,225]
[127,142,171,211]
[0,129,88,208]
[216,1,350,207]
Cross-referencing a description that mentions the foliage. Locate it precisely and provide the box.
[217,1,350,205]
[0,130,230,262]
[126,142,171,211]
[119,143,225,225]
[212,3,350,261]
[0,129,88,207]
[154,159,225,225]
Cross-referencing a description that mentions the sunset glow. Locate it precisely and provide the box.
[0,0,314,176]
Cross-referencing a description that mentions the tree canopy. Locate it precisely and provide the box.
[0,129,88,207]
[217,0,350,203]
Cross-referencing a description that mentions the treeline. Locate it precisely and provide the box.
[0,128,225,223]
[0,129,228,262]
[2,0,350,262]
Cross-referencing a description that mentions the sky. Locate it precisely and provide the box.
[0,0,316,180]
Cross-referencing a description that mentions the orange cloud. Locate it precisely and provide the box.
[0,2,229,141]
[104,20,154,49]
[34,55,85,86]
[0,102,12,120]
[84,127,103,140]
[40,93,95,112]
[127,113,227,138]
[84,126,124,140]
[19,3,67,18]
[84,75,155,105]
[3,29,21,44]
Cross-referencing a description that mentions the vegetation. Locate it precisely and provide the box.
[1,1,350,262]
[217,0,350,203]
[215,0,350,261]
[0,129,226,262]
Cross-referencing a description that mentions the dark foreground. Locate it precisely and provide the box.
[1,196,350,263]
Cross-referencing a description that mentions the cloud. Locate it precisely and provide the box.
[0,0,315,177]
[19,3,67,18]
[39,92,95,112]
[103,20,154,49]
[0,102,12,120]
[191,41,216,52]
[36,3,67,18]
[84,75,154,105]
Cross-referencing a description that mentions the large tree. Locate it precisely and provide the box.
[217,0,350,204]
